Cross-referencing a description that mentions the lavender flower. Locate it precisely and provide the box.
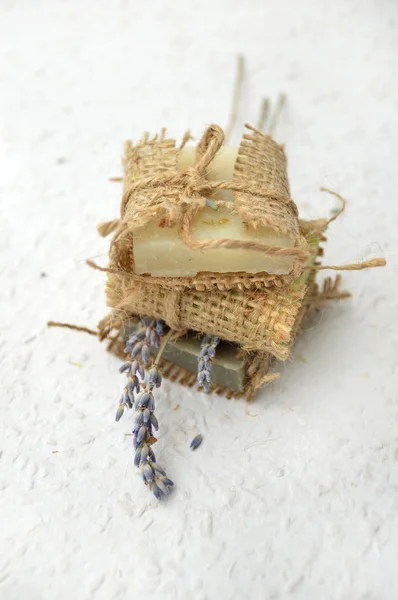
[197,335,220,393]
[190,434,203,451]
[132,365,174,499]
[147,365,162,388]
[115,385,134,421]
[124,318,166,365]
[115,319,165,423]
[205,198,218,211]
[115,316,174,500]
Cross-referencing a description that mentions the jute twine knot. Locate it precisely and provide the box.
[99,124,310,265]
[96,126,385,288]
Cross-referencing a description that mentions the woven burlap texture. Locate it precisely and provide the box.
[100,124,309,292]
[101,273,337,400]
[106,273,307,361]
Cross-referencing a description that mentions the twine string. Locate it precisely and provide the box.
[98,123,309,264]
[97,130,385,276]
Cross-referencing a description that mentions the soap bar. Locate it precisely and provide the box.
[133,146,295,277]
[121,321,255,393]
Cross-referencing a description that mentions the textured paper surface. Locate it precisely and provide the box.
[0,1,396,599]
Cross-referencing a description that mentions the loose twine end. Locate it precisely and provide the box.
[47,321,98,336]
[86,259,110,273]
[311,257,386,272]
[97,219,120,237]
[305,188,386,272]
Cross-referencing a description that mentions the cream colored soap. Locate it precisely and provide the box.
[133,146,294,277]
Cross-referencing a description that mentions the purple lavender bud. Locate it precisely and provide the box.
[134,391,143,406]
[143,408,151,424]
[142,462,155,483]
[190,434,203,451]
[127,331,145,346]
[197,371,206,387]
[148,447,156,462]
[148,365,162,388]
[127,380,135,396]
[156,478,170,495]
[131,340,145,358]
[123,390,132,407]
[148,328,160,349]
[136,425,146,444]
[134,410,144,427]
[134,449,141,467]
[155,319,166,336]
[119,362,132,374]
[140,444,149,464]
[127,384,135,406]
[137,391,155,410]
[124,340,134,352]
[128,375,140,396]
[141,343,150,365]
[151,483,163,499]
[205,198,218,211]
[151,462,166,476]
[130,360,145,379]
[198,358,205,372]
[145,392,155,409]
[198,346,208,359]
[207,347,216,359]
[136,391,149,408]
[149,413,159,431]
[115,403,124,422]
[162,477,174,488]
[197,335,219,393]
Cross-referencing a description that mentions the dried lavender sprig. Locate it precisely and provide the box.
[132,355,174,499]
[115,360,143,422]
[114,319,165,422]
[115,317,174,500]
[124,318,166,365]
[197,335,220,393]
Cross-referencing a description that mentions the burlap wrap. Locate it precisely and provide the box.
[92,123,382,399]
[101,124,309,292]
[106,275,307,360]
[105,228,320,360]
[101,273,335,400]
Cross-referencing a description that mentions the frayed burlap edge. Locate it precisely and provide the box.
[99,124,310,292]
[99,265,348,401]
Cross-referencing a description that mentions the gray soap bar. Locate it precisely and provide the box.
[121,321,246,393]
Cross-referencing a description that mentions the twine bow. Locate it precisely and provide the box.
[98,124,310,265]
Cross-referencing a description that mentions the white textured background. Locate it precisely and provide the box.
[1,1,397,599]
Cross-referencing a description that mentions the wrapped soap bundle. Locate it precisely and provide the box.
[49,109,385,500]
[46,49,385,499]
[96,122,349,400]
